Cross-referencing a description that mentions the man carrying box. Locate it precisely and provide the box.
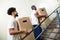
[31,5,48,40]
[31,5,47,25]
[7,7,28,40]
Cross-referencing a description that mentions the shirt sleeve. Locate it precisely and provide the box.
[30,11,38,25]
[8,19,14,29]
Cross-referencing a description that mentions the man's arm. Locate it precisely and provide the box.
[9,28,28,35]
[35,12,47,18]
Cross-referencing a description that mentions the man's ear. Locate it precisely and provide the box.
[11,12,13,15]
[12,12,15,15]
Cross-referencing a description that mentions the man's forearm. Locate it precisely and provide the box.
[10,30,25,35]
[35,15,46,18]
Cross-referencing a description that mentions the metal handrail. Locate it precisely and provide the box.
[21,6,60,40]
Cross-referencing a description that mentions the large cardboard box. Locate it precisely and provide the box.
[37,8,50,29]
[17,17,34,40]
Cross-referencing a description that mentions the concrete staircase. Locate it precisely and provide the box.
[40,18,60,40]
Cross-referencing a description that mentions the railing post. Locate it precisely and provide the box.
[56,10,60,27]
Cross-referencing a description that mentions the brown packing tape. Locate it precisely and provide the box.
[17,17,34,40]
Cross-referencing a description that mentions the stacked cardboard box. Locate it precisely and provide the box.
[17,17,34,40]
[37,8,50,29]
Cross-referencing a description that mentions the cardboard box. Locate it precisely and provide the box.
[17,17,34,40]
[37,8,50,29]
[37,8,47,16]
[24,32,34,40]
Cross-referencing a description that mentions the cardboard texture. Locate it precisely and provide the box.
[17,17,34,40]
[37,8,50,29]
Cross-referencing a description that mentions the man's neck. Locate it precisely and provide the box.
[11,15,16,18]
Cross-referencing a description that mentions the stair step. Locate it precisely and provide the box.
[40,18,60,40]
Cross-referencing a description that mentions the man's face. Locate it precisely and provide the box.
[13,11,18,17]
[31,6,37,10]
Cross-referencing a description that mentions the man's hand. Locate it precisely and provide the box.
[9,28,28,35]
[20,29,29,34]
[35,13,47,18]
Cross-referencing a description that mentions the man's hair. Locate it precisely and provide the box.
[31,5,36,10]
[7,7,16,15]
[31,5,36,8]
